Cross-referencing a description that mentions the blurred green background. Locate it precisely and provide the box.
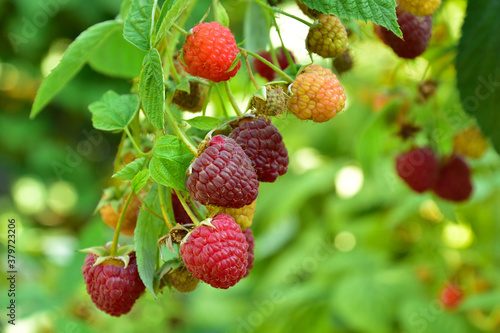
[1,0,500,332]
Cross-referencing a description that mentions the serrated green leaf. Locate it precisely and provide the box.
[213,0,229,27]
[30,20,121,118]
[186,116,224,130]
[89,27,146,79]
[88,90,140,131]
[132,169,150,193]
[149,135,194,190]
[456,0,500,154]
[139,49,165,130]
[123,0,157,51]
[244,1,270,51]
[154,0,194,47]
[135,183,163,298]
[299,0,401,38]
[113,157,147,180]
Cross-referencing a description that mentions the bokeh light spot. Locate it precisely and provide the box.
[335,165,364,198]
[334,231,356,252]
[13,177,46,215]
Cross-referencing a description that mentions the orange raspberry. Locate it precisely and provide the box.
[398,0,441,17]
[288,65,346,123]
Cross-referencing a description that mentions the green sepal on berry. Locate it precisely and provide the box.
[78,244,135,268]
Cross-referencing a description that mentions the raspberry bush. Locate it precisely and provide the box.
[15,0,499,331]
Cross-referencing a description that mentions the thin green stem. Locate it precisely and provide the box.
[158,186,173,230]
[224,81,242,116]
[202,84,213,116]
[174,189,200,226]
[165,46,181,84]
[112,132,127,196]
[136,195,163,220]
[241,50,261,90]
[272,16,296,75]
[125,127,147,157]
[242,48,294,83]
[171,23,188,37]
[254,0,312,27]
[164,103,198,155]
[110,191,134,256]
[215,83,230,120]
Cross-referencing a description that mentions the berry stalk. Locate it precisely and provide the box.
[254,0,312,27]
[242,48,294,83]
[224,81,243,116]
[173,189,200,226]
[158,185,173,230]
[110,191,135,256]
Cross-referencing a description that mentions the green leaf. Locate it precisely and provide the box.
[131,169,150,193]
[89,27,147,79]
[135,183,163,298]
[154,0,194,47]
[213,0,229,27]
[149,135,194,191]
[175,77,191,93]
[298,0,401,37]
[30,20,121,118]
[123,0,157,51]
[113,157,147,180]
[244,1,270,51]
[139,49,165,130]
[186,116,224,130]
[456,0,500,154]
[88,90,140,131]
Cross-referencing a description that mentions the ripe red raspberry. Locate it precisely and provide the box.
[208,200,257,230]
[229,117,289,182]
[250,85,287,117]
[254,48,295,81]
[181,22,241,82]
[432,154,473,202]
[243,228,255,277]
[396,147,439,193]
[82,252,145,317]
[306,14,348,58]
[164,265,199,293]
[288,65,346,123]
[399,0,441,17]
[375,7,432,59]
[440,283,464,310]
[186,135,259,208]
[171,192,195,225]
[180,214,248,289]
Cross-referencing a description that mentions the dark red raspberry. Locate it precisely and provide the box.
[182,22,241,82]
[171,192,195,225]
[440,283,464,310]
[229,117,288,182]
[254,48,295,81]
[82,252,145,317]
[375,7,432,59]
[396,147,439,193]
[243,228,255,278]
[180,213,248,289]
[432,154,473,202]
[186,135,259,208]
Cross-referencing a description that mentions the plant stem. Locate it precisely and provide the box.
[136,195,163,220]
[224,81,243,116]
[174,189,200,226]
[110,191,134,256]
[242,48,294,83]
[165,46,181,84]
[164,103,198,155]
[254,0,312,27]
[171,23,188,37]
[241,50,261,90]
[112,132,127,196]
[202,83,213,116]
[158,186,173,230]
[272,16,297,75]
[125,127,147,157]
[215,83,230,120]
